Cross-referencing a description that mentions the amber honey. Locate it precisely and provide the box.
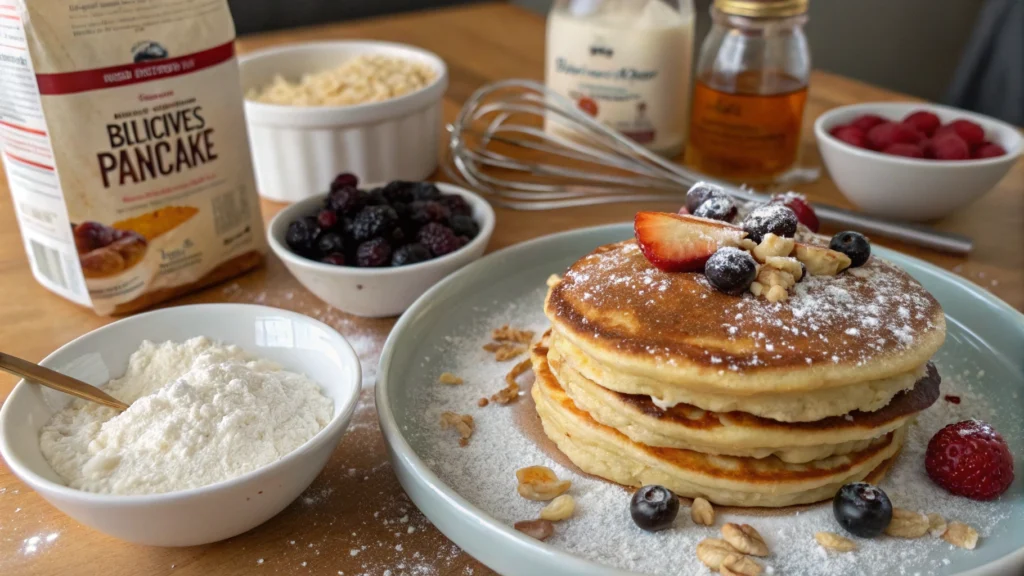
[685,71,808,183]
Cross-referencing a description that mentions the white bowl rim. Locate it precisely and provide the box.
[0,303,362,503]
[239,40,449,115]
[268,182,497,277]
[814,101,1023,168]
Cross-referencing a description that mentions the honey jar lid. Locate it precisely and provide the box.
[714,0,808,18]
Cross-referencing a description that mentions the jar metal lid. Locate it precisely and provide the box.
[714,0,808,18]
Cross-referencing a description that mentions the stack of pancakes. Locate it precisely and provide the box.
[532,240,946,507]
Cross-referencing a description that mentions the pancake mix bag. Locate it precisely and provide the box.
[0,0,265,315]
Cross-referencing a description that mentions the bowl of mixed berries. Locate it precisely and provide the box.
[814,102,1021,221]
[268,173,495,317]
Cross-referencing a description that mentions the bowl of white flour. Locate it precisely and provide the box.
[0,304,361,546]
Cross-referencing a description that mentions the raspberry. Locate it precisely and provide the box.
[945,119,986,147]
[356,237,392,267]
[881,143,924,158]
[350,205,398,242]
[449,214,480,238]
[330,172,358,191]
[866,122,923,150]
[925,420,1014,500]
[440,194,472,216]
[326,186,365,215]
[391,243,431,266]
[925,134,969,160]
[830,125,867,148]
[771,193,819,232]
[850,114,887,132]
[901,110,941,137]
[409,200,451,225]
[316,208,338,229]
[417,222,462,256]
[972,143,1006,159]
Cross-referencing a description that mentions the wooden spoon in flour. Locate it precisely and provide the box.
[0,352,129,411]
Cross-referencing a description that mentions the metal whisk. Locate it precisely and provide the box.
[442,79,972,254]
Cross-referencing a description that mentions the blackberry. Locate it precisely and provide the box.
[409,200,451,225]
[350,205,398,242]
[449,214,479,238]
[285,217,321,255]
[381,180,415,204]
[329,172,358,191]
[356,237,392,267]
[316,232,345,255]
[411,181,441,201]
[440,194,472,216]
[829,231,871,267]
[693,196,737,222]
[316,208,338,229]
[326,186,365,215]
[364,188,387,206]
[418,222,461,256]
[741,203,798,243]
[391,243,431,266]
[704,247,757,295]
[321,253,346,266]
[387,226,408,247]
[684,182,725,213]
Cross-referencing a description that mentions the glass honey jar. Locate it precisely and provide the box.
[684,0,810,183]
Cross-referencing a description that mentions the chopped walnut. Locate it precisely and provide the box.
[477,397,489,407]
[516,465,571,501]
[439,411,474,446]
[492,324,535,344]
[751,233,795,263]
[765,284,789,303]
[514,519,554,541]
[483,342,526,361]
[438,372,463,385]
[942,521,979,550]
[491,358,532,404]
[546,274,562,288]
[793,243,851,276]
[539,494,575,521]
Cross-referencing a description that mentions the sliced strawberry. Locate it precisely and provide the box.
[772,194,820,233]
[634,212,746,272]
[926,420,1014,501]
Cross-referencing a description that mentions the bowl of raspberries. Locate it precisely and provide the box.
[814,102,1021,221]
[268,174,495,317]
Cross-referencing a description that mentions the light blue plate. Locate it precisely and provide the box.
[377,223,1024,576]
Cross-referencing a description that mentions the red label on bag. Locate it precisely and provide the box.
[34,42,235,95]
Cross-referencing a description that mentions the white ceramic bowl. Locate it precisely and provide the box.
[240,41,448,202]
[0,304,361,546]
[814,102,1022,221]
[268,182,496,318]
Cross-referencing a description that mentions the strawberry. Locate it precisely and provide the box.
[866,122,924,150]
[850,114,887,133]
[881,143,924,158]
[901,110,941,137]
[831,125,867,148]
[771,194,820,232]
[944,119,986,147]
[925,420,1015,501]
[972,142,1007,159]
[634,212,747,273]
[925,134,970,160]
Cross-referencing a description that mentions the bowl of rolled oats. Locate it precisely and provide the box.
[240,41,448,202]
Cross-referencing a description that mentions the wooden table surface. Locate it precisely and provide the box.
[0,3,1021,575]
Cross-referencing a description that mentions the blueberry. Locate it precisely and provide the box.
[449,214,479,239]
[829,231,871,267]
[351,205,398,242]
[833,482,892,538]
[285,217,321,255]
[356,237,392,267]
[685,182,725,213]
[704,247,757,295]
[316,232,345,255]
[630,485,679,532]
[741,204,798,243]
[391,243,431,266]
[693,196,737,222]
[329,172,358,191]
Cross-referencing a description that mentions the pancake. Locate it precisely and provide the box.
[546,331,939,463]
[530,341,908,507]
[550,329,928,422]
[545,240,946,403]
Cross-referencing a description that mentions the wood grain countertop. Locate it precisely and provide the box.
[0,3,1021,575]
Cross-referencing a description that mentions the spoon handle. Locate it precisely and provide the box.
[0,352,129,412]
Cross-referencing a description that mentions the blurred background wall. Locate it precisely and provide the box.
[228,0,1022,123]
